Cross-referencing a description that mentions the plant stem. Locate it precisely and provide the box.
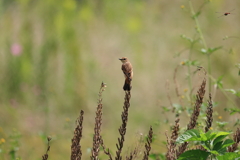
[208,54,211,93]
[189,0,211,93]
[187,42,194,102]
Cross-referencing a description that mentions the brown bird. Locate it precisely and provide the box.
[119,57,133,91]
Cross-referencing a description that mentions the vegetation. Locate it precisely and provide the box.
[0,0,239,159]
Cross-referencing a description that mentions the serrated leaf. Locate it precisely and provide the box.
[176,129,200,144]
[177,149,210,160]
[213,135,228,146]
[213,139,234,154]
[215,131,231,138]
[220,139,234,149]
[213,141,224,151]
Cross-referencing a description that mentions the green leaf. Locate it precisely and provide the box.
[225,89,240,98]
[234,119,240,126]
[213,135,228,147]
[162,106,171,112]
[176,129,200,144]
[216,152,240,160]
[200,46,222,55]
[201,141,211,151]
[214,76,223,89]
[225,108,240,115]
[182,60,200,66]
[216,121,228,128]
[177,149,210,160]
[209,150,219,155]
[236,92,240,97]
[199,132,208,141]
[207,46,222,54]
[225,89,237,94]
[220,139,234,149]
[213,139,234,154]
[213,141,224,152]
[205,131,216,141]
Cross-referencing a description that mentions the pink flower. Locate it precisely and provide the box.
[11,43,22,56]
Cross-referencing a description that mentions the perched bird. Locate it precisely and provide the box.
[119,57,133,91]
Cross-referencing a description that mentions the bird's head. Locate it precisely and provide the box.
[119,57,128,63]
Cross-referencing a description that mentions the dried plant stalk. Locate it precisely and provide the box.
[100,136,112,160]
[91,82,107,160]
[115,91,131,160]
[166,118,180,160]
[126,133,145,160]
[176,78,206,158]
[42,136,51,160]
[205,94,213,133]
[228,128,240,152]
[71,110,84,160]
[143,126,153,160]
[126,147,137,160]
[187,78,206,130]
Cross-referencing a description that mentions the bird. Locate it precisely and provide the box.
[119,57,133,91]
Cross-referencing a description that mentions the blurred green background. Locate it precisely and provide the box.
[0,0,239,159]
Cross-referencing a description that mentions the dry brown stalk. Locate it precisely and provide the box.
[228,128,240,152]
[143,126,153,160]
[91,82,107,160]
[187,78,206,130]
[176,142,188,159]
[100,136,113,160]
[125,133,145,160]
[126,147,137,160]
[176,78,206,158]
[42,136,51,160]
[115,91,131,160]
[166,118,180,160]
[71,110,84,160]
[205,94,213,133]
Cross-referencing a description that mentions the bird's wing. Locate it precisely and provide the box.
[122,62,132,80]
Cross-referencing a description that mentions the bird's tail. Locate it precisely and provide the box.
[123,79,131,91]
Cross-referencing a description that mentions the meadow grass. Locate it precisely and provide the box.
[0,0,239,159]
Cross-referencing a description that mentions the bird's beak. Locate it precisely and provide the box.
[119,58,122,60]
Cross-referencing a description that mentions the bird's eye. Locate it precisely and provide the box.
[123,58,126,60]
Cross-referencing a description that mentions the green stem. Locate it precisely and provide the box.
[189,1,211,93]
[188,43,194,101]
[208,54,211,93]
